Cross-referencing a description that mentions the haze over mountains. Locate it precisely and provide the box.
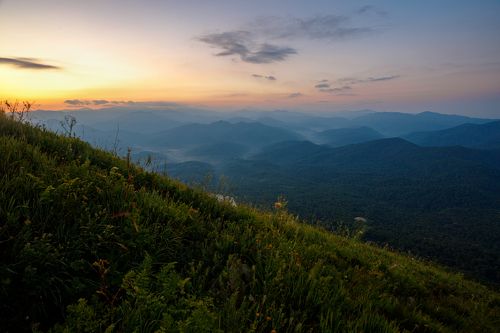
[31,107,496,150]
[147,121,301,149]
[29,107,500,284]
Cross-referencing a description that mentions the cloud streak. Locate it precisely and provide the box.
[63,100,183,109]
[357,5,388,17]
[314,83,330,89]
[338,75,400,85]
[325,86,352,93]
[314,80,352,93]
[64,99,135,107]
[64,99,91,106]
[198,31,296,64]
[252,74,277,81]
[315,74,399,95]
[251,15,374,40]
[367,75,400,82]
[0,57,61,70]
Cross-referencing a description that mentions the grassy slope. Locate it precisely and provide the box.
[0,113,499,332]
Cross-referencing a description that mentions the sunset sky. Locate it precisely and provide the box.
[1,0,500,116]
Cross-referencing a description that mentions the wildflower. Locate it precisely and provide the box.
[274,202,282,209]
[266,316,272,321]
[271,330,277,333]
[256,312,260,317]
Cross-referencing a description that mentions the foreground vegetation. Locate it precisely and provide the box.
[1,111,499,332]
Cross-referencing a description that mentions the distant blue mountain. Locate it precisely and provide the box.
[187,142,250,162]
[147,121,302,148]
[254,140,332,165]
[224,111,492,136]
[88,111,182,133]
[349,111,492,136]
[253,137,500,173]
[316,126,384,147]
[405,120,500,149]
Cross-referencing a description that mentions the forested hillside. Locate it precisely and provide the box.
[405,121,500,149]
[219,139,500,285]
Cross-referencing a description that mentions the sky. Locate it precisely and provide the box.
[1,0,500,116]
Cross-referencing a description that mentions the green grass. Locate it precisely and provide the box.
[0,112,499,332]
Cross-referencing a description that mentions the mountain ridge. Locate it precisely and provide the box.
[405,120,500,149]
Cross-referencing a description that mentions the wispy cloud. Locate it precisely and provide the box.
[338,75,400,85]
[198,31,296,64]
[63,100,183,109]
[366,75,400,82]
[0,57,61,70]
[326,86,352,93]
[251,15,374,40]
[64,99,134,107]
[287,92,303,98]
[219,92,249,98]
[357,5,388,17]
[315,83,331,89]
[93,99,110,105]
[315,74,399,95]
[314,79,353,94]
[198,12,382,64]
[64,99,91,106]
[252,74,277,81]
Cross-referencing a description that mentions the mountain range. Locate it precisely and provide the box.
[1,110,499,332]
